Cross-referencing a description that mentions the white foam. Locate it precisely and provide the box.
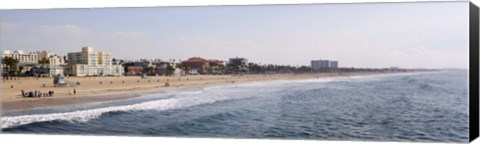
[1,72,434,129]
[1,87,253,129]
[0,99,165,129]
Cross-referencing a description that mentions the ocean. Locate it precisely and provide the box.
[1,70,469,143]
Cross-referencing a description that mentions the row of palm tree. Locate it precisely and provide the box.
[141,62,178,76]
[150,61,319,75]
[2,57,50,77]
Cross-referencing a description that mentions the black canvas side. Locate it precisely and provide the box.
[470,1,479,142]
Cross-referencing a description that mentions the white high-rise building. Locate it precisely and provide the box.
[311,59,338,72]
[67,46,123,76]
[330,61,338,69]
[311,60,330,70]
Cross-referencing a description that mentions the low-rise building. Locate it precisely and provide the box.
[181,57,209,74]
[181,57,224,75]
[208,59,224,74]
[125,66,143,75]
[122,60,153,76]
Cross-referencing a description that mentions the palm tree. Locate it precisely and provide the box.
[18,66,24,76]
[38,57,50,68]
[225,63,238,74]
[166,63,175,76]
[177,63,190,75]
[216,64,225,75]
[2,57,19,76]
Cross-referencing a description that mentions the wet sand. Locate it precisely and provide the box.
[2,94,139,111]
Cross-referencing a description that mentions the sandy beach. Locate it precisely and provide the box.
[1,72,394,111]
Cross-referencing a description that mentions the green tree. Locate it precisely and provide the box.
[166,64,175,76]
[143,66,154,75]
[18,66,24,76]
[217,64,225,74]
[38,57,50,68]
[225,63,239,74]
[178,63,190,75]
[2,57,19,76]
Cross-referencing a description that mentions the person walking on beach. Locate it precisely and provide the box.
[73,89,76,95]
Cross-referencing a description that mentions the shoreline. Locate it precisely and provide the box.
[2,94,140,112]
[2,72,406,111]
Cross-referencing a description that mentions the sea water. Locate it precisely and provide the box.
[1,70,469,143]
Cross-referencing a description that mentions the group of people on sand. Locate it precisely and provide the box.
[21,89,55,98]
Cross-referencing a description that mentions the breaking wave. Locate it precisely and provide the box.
[1,72,433,129]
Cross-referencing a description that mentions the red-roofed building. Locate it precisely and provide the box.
[181,57,209,74]
[125,66,144,75]
[207,59,224,74]
[181,57,224,74]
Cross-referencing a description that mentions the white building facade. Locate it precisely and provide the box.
[329,61,338,69]
[311,60,330,70]
[2,50,38,74]
[67,47,123,76]
[2,50,66,76]
[311,59,338,72]
[36,51,65,76]
[3,50,38,64]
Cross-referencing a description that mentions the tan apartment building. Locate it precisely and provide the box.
[67,46,123,76]
[36,51,65,76]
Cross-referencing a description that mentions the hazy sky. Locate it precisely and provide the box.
[0,2,469,69]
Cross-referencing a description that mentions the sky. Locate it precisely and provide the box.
[0,2,470,69]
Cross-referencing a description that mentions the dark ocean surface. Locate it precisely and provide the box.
[1,70,469,143]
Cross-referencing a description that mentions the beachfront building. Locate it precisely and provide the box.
[311,59,338,72]
[207,59,225,74]
[2,50,66,76]
[228,57,249,74]
[311,60,329,70]
[181,57,224,75]
[228,57,248,67]
[125,66,143,75]
[122,59,181,76]
[66,46,123,76]
[111,63,124,76]
[330,61,338,69]
[181,57,209,75]
[122,59,153,76]
[154,61,178,76]
[2,50,37,74]
[152,60,183,76]
[154,62,169,75]
[2,50,39,64]
[31,51,66,76]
